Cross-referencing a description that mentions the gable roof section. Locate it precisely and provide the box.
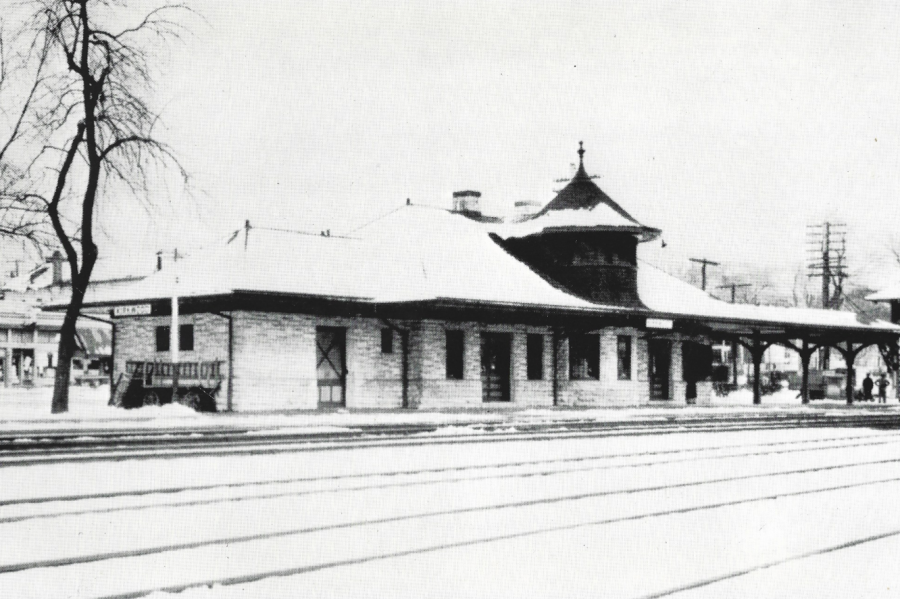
[56,205,900,335]
[65,206,632,314]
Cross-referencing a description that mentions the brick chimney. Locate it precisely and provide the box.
[49,250,64,285]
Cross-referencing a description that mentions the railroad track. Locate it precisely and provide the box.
[1,411,900,466]
[3,428,900,598]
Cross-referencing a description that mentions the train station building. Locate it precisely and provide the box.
[65,146,900,411]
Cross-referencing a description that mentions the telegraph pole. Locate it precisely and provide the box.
[718,282,752,304]
[717,282,752,385]
[807,222,848,370]
[690,258,720,291]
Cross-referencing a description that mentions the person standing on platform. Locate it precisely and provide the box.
[876,373,891,404]
[863,373,874,401]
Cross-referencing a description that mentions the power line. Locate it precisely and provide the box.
[347,203,408,235]
[253,225,354,240]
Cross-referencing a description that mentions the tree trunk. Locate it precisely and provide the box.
[51,304,79,413]
[50,268,92,413]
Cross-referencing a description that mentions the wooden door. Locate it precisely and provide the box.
[481,333,511,402]
[648,339,671,400]
[316,327,346,407]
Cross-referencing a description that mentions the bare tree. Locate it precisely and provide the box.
[0,1,189,412]
[791,266,817,308]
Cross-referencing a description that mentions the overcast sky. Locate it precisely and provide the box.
[7,1,900,295]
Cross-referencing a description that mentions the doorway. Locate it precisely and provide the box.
[481,333,511,402]
[683,342,713,405]
[316,327,346,407]
[648,339,671,400]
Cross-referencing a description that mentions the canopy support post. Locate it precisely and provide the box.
[845,341,856,405]
[552,328,561,407]
[800,339,811,405]
[778,337,819,406]
[834,341,867,406]
[752,333,762,405]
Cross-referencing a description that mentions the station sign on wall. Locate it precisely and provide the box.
[113,304,152,317]
[645,318,674,330]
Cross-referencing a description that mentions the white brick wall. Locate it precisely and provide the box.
[231,312,316,411]
[409,321,482,408]
[557,328,651,406]
[510,329,554,407]
[113,310,713,411]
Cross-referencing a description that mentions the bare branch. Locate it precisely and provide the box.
[0,31,50,164]
[47,122,85,272]
[1,0,192,412]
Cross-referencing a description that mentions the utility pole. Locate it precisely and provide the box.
[718,282,752,304]
[717,282,752,385]
[690,257,720,291]
[807,222,848,370]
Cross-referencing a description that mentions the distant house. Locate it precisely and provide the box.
[0,253,141,387]
[56,145,900,410]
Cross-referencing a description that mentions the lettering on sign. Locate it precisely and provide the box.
[113,304,152,317]
[646,318,674,330]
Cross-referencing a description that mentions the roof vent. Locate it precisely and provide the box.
[452,190,481,216]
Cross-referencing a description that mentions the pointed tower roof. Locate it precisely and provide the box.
[535,142,640,223]
[492,142,660,241]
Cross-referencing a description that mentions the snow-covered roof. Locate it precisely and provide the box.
[56,204,900,335]
[490,145,660,242]
[867,285,900,302]
[0,297,65,329]
[0,264,54,293]
[353,207,625,310]
[64,206,634,314]
[490,205,655,239]
[0,255,150,293]
[639,261,899,333]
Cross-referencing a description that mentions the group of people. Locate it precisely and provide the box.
[862,372,892,403]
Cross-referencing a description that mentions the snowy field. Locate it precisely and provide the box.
[2,414,900,597]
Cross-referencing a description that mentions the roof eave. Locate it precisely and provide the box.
[650,310,900,336]
[500,224,661,242]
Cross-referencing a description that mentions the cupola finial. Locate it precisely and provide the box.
[577,141,585,165]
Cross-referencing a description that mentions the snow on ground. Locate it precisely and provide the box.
[1,383,897,434]
[0,385,204,426]
[1,426,899,598]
